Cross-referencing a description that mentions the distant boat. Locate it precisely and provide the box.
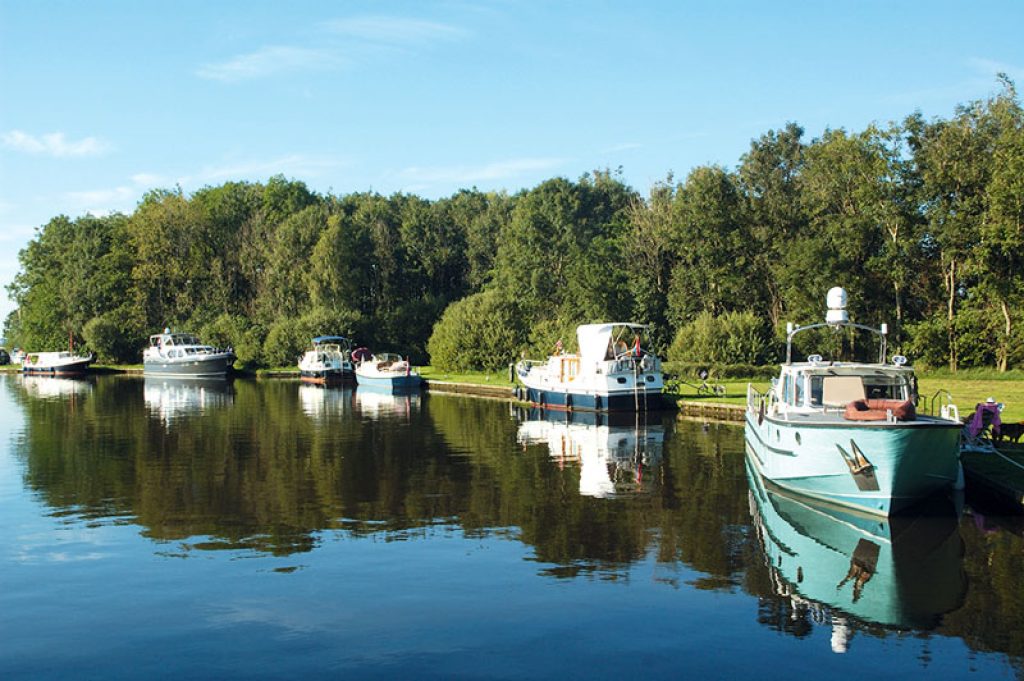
[298,336,355,384]
[744,287,962,516]
[515,323,664,412]
[354,352,422,391]
[143,329,234,378]
[22,350,93,376]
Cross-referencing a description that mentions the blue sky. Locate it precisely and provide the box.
[1,0,1023,322]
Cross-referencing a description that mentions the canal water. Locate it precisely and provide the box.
[1,374,1021,679]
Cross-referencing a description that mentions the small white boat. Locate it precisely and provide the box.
[21,350,93,375]
[354,352,422,391]
[143,329,235,378]
[298,336,355,384]
[745,287,962,516]
[515,323,663,412]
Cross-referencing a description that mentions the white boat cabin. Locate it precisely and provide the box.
[772,361,915,417]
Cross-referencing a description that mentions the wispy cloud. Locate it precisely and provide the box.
[398,157,566,185]
[322,16,467,44]
[1,130,107,157]
[198,15,468,82]
[197,45,346,82]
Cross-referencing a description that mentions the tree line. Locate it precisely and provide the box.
[6,78,1023,371]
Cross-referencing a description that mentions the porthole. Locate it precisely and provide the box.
[795,432,802,445]
[617,377,627,384]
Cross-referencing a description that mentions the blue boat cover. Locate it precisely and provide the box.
[312,336,350,344]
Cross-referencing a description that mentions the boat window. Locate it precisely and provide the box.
[822,376,865,406]
[794,375,805,406]
[781,374,792,405]
[809,376,824,406]
[864,376,906,400]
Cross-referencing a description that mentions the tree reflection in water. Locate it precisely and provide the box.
[7,375,1024,670]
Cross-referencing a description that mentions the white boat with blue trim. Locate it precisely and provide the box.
[143,329,235,378]
[22,350,94,375]
[298,336,355,384]
[515,323,663,412]
[744,288,962,516]
[354,352,422,391]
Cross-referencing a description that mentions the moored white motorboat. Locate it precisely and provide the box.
[143,329,235,378]
[21,350,94,375]
[354,352,422,391]
[515,323,663,412]
[298,336,355,384]
[744,288,962,516]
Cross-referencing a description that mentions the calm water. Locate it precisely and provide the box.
[1,374,1022,679]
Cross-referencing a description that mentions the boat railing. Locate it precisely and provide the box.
[920,389,960,422]
[514,359,544,380]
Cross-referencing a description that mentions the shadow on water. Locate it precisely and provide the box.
[5,374,1024,669]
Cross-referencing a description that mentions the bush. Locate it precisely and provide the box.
[427,289,528,371]
[198,314,265,369]
[82,311,144,363]
[668,310,774,365]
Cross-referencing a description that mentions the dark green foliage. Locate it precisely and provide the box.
[82,312,139,363]
[6,80,1024,372]
[668,311,774,365]
[427,289,527,371]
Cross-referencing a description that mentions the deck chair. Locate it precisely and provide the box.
[962,401,1003,453]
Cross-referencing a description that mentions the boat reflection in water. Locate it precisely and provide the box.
[516,408,663,498]
[298,383,355,421]
[353,384,421,420]
[20,374,95,400]
[143,377,234,425]
[745,452,966,653]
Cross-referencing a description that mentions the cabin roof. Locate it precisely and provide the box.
[576,323,647,364]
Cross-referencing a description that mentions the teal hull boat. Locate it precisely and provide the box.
[745,286,963,516]
[744,410,962,515]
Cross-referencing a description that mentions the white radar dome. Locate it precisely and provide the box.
[826,287,848,324]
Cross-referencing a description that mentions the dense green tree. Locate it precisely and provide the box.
[6,80,1024,371]
[665,165,751,326]
[736,122,807,328]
